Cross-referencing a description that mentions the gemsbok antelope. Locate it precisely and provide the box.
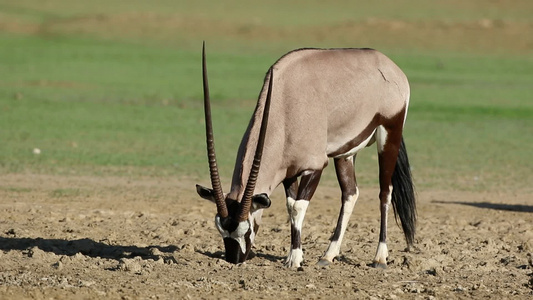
[196,42,416,268]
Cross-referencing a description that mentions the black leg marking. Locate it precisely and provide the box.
[290,170,322,250]
[331,156,358,241]
[377,133,401,244]
[373,125,403,269]
[283,177,300,249]
[283,177,298,201]
[319,157,359,266]
[284,170,323,267]
[296,170,323,201]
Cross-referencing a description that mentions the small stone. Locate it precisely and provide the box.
[454,286,465,292]
[51,261,63,271]
[180,244,195,254]
[119,258,142,274]
[154,257,165,265]
[426,267,437,276]
[79,279,96,287]
[28,247,46,259]
[150,248,163,256]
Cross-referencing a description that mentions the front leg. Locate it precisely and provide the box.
[283,177,300,267]
[283,171,322,268]
[319,156,359,266]
[285,197,309,267]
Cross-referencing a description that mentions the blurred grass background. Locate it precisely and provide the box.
[0,0,531,192]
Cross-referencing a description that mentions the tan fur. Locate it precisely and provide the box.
[228,48,410,201]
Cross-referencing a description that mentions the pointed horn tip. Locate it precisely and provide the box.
[201,39,225,213]
[267,68,274,97]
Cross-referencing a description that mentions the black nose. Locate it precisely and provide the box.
[223,238,246,264]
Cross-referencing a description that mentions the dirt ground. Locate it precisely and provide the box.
[0,173,531,299]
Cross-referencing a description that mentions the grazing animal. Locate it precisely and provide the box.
[196,43,416,268]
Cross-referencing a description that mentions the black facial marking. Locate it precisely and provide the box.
[222,223,253,264]
[218,199,240,232]
[223,238,244,263]
[220,216,239,232]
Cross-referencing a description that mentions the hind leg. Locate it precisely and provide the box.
[318,156,359,266]
[373,125,403,268]
[283,170,322,268]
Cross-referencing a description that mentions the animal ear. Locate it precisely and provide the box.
[251,193,271,210]
[196,184,216,202]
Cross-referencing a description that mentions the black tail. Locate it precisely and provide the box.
[391,137,417,247]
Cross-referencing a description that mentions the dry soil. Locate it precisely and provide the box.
[0,174,531,299]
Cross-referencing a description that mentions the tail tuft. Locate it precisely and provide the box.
[391,137,417,246]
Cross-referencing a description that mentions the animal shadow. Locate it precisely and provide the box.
[432,200,533,213]
[197,249,284,264]
[0,236,177,261]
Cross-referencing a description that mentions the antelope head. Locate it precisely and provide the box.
[196,43,273,263]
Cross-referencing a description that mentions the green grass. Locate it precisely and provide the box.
[0,1,532,193]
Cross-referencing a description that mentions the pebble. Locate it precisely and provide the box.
[51,261,63,271]
[119,258,142,274]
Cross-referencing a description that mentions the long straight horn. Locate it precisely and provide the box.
[238,68,274,222]
[202,41,228,218]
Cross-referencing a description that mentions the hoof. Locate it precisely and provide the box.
[284,262,302,268]
[371,262,387,269]
[316,259,332,267]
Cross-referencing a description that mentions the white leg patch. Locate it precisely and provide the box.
[373,242,388,265]
[375,125,388,154]
[291,200,309,228]
[285,199,309,268]
[383,184,393,205]
[286,196,296,217]
[322,191,359,262]
[322,240,340,262]
[285,248,303,268]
